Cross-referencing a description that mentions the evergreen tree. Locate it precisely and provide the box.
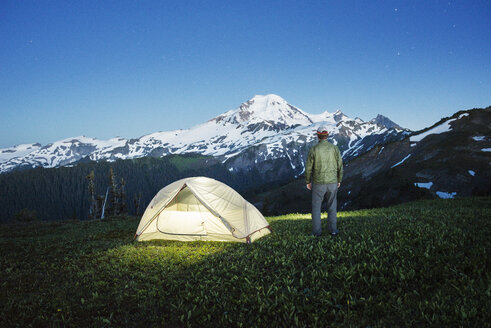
[86,171,96,219]
[134,192,142,216]
[108,168,119,216]
[119,177,127,214]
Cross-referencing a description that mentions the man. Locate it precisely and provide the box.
[305,126,343,237]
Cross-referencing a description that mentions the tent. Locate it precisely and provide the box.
[135,177,271,243]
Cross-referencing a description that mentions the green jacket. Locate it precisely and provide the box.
[305,140,343,184]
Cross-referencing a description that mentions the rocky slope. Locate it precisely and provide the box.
[253,107,491,214]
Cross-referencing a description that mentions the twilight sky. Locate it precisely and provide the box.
[1,0,490,148]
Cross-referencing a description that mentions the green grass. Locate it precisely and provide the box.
[1,197,490,327]
[167,154,211,172]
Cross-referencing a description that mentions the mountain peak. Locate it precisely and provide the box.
[370,114,403,130]
[250,94,287,104]
[214,94,312,126]
[333,110,347,122]
[239,94,288,112]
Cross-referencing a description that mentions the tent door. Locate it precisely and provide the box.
[156,186,210,236]
[157,210,207,236]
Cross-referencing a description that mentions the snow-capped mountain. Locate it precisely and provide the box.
[0,94,408,174]
[0,143,42,162]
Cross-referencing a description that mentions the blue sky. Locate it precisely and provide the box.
[1,0,490,148]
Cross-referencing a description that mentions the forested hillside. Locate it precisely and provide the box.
[0,154,277,222]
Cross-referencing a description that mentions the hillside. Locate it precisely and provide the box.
[254,107,491,215]
[340,107,491,209]
[1,197,489,327]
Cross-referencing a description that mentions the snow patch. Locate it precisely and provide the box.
[410,116,459,142]
[436,191,457,199]
[481,148,491,152]
[298,166,305,175]
[472,136,485,141]
[391,154,411,168]
[410,125,448,142]
[468,170,475,176]
[414,182,433,189]
[410,113,468,144]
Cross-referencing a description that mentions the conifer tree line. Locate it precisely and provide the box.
[0,155,268,222]
[86,168,133,219]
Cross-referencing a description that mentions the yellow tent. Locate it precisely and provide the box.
[135,177,271,243]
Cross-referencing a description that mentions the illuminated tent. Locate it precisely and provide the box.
[135,177,271,243]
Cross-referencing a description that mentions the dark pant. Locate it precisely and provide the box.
[311,183,338,236]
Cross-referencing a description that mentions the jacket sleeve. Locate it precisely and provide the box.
[305,148,314,184]
[336,147,343,183]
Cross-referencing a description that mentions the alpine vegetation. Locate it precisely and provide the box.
[0,197,489,327]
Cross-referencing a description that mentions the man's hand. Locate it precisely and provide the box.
[337,182,341,188]
[306,183,312,190]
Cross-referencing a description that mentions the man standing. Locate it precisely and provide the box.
[305,126,343,236]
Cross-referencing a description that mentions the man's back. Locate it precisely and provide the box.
[305,140,343,185]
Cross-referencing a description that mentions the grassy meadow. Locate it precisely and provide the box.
[1,196,490,327]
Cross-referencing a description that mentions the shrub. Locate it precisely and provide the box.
[13,208,38,222]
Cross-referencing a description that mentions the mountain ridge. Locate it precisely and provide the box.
[252,107,491,215]
[0,94,407,174]
[0,106,488,221]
